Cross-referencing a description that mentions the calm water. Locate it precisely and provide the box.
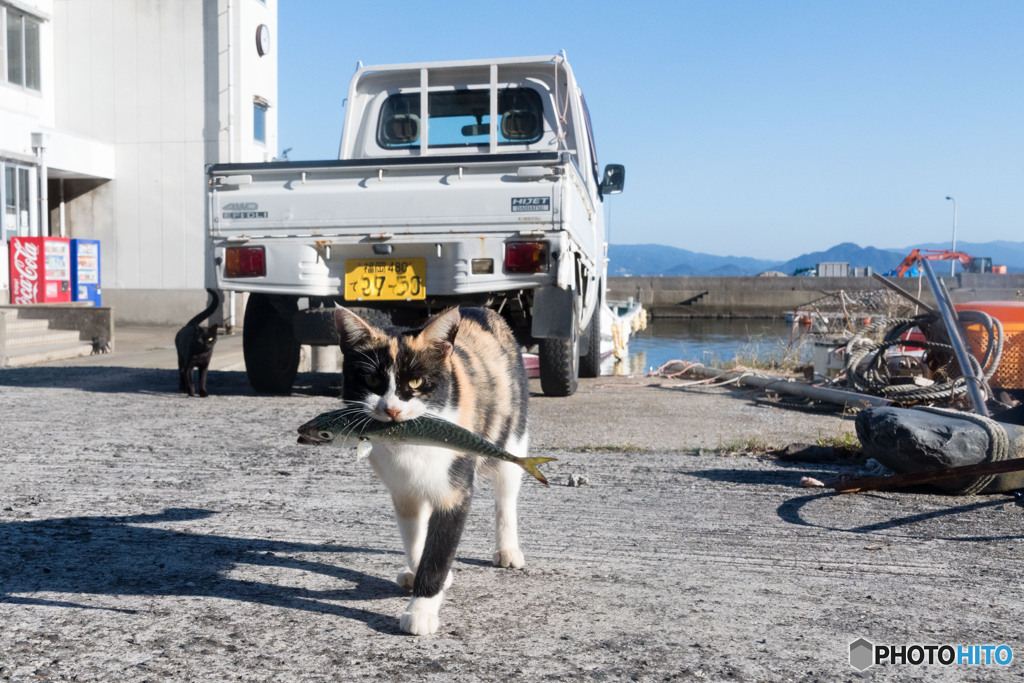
[606,318,805,375]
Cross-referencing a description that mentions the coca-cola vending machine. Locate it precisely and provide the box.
[9,236,72,304]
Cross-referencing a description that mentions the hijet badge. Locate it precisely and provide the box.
[511,197,551,213]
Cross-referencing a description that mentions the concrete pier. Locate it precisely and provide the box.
[608,273,1024,318]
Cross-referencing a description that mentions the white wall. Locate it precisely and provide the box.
[234,0,278,163]
[45,0,277,321]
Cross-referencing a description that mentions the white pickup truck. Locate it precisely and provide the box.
[206,53,624,396]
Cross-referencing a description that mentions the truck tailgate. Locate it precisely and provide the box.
[210,154,562,238]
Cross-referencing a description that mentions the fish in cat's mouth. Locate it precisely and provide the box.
[295,408,554,485]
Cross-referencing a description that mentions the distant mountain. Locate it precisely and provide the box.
[607,244,778,277]
[776,242,905,275]
[608,240,1024,276]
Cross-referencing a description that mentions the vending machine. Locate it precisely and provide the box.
[71,239,101,306]
[8,236,72,304]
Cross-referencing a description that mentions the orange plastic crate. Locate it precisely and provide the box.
[956,301,1024,389]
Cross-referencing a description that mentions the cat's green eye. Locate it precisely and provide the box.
[364,374,383,389]
[408,378,423,390]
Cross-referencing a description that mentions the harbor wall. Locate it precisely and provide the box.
[607,274,1024,318]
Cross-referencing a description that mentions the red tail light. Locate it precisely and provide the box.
[505,242,547,273]
[225,246,266,278]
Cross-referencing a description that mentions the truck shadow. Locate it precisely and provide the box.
[684,466,842,488]
[0,508,406,634]
[0,367,340,397]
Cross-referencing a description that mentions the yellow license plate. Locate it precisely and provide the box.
[344,258,426,301]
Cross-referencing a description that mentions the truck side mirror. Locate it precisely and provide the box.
[600,164,625,195]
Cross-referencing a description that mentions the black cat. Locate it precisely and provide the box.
[175,288,220,397]
[90,336,111,354]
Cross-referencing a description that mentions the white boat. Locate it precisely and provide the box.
[522,297,646,378]
[601,297,647,363]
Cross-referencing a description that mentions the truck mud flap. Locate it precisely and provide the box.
[292,305,430,345]
[531,285,575,340]
[293,307,341,346]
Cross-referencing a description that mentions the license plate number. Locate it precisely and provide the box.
[344,258,426,301]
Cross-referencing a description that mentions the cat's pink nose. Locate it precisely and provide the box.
[386,407,402,421]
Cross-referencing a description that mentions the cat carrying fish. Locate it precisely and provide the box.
[296,408,555,485]
[322,305,536,636]
[175,288,220,397]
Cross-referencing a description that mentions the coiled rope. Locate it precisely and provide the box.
[913,405,1010,494]
[842,312,1004,404]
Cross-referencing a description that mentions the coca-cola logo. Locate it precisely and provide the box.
[12,239,39,304]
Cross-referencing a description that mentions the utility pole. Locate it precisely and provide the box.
[945,196,957,276]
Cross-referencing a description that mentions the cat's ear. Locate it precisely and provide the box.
[419,307,461,362]
[335,307,380,350]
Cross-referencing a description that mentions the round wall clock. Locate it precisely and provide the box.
[256,24,270,57]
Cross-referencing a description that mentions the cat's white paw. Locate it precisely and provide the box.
[492,548,525,568]
[396,568,416,591]
[396,568,453,592]
[400,595,443,636]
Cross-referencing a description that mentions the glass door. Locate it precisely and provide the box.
[2,163,34,240]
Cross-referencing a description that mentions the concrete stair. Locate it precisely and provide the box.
[0,311,94,367]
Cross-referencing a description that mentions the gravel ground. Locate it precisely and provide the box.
[1,328,1023,681]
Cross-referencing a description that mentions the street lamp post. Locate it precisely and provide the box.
[945,196,957,276]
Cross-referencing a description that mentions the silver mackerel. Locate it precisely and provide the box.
[297,408,555,486]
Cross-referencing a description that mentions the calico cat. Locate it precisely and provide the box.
[334,306,530,636]
[175,288,220,397]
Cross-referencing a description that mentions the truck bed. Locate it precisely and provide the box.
[209,152,567,237]
[208,151,597,299]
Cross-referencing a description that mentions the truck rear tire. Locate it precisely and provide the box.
[578,310,602,379]
[539,329,579,397]
[243,294,301,395]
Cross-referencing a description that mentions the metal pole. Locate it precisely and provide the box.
[919,259,988,416]
[670,365,893,408]
[32,133,48,237]
[945,196,957,276]
[224,0,236,332]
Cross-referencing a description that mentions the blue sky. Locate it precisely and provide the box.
[277,1,1023,261]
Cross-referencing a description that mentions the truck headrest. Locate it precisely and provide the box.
[501,110,540,141]
[382,114,420,145]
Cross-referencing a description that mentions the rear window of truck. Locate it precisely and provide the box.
[377,87,544,149]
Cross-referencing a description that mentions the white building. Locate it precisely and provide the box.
[0,0,278,322]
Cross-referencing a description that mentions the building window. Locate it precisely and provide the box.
[253,101,267,144]
[5,7,42,91]
[3,164,33,241]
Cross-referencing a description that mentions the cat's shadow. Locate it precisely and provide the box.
[0,507,406,634]
[0,367,341,397]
